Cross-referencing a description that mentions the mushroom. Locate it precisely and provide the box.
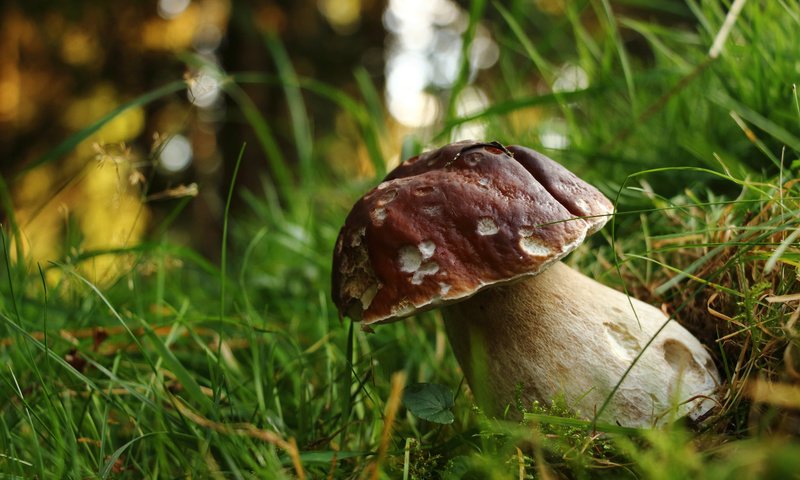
[331,141,720,427]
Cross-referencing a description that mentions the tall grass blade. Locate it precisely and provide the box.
[339,318,355,449]
[0,176,25,280]
[354,67,386,135]
[493,2,576,126]
[263,32,314,186]
[100,432,166,479]
[18,81,186,177]
[709,91,800,155]
[223,82,294,202]
[599,0,637,114]
[232,72,387,178]
[444,0,487,129]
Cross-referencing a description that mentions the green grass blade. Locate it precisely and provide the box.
[0,176,25,283]
[709,91,800,155]
[0,311,105,396]
[0,228,21,325]
[220,143,246,323]
[444,0,488,127]
[222,81,294,201]
[339,318,355,448]
[99,432,166,479]
[354,66,386,135]
[139,321,215,413]
[493,1,577,127]
[17,80,186,178]
[232,72,387,177]
[523,413,644,436]
[263,32,314,186]
[435,87,601,141]
[59,265,215,416]
[599,0,637,114]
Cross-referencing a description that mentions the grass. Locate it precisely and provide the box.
[2,0,800,478]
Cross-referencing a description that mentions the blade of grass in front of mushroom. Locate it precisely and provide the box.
[598,165,757,424]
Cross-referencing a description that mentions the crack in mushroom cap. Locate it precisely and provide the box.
[331,140,614,325]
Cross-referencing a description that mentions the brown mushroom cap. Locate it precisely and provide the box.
[331,140,614,324]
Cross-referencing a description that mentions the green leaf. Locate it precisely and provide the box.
[403,383,455,424]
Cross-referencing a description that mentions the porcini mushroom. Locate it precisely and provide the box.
[331,141,719,427]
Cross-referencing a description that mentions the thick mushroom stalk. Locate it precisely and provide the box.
[442,261,720,427]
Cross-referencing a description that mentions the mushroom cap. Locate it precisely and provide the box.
[331,140,614,324]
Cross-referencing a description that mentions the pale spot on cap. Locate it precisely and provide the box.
[376,189,398,206]
[371,207,387,225]
[390,300,416,317]
[398,245,422,273]
[464,153,481,166]
[360,284,379,309]
[420,205,443,216]
[520,237,552,257]
[350,227,367,247]
[476,217,499,236]
[412,261,439,285]
[418,240,436,259]
[413,185,436,196]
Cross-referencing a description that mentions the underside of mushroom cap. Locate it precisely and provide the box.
[331,140,614,324]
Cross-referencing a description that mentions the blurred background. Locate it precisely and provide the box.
[2,0,506,269]
[1,0,792,280]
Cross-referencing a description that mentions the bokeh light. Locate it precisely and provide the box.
[159,134,194,173]
[187,68,222,108]
[383,0,498,128]
[158,0,192,19]
[553,63,589,93]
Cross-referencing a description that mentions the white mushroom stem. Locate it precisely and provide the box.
[442,262,720,427]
